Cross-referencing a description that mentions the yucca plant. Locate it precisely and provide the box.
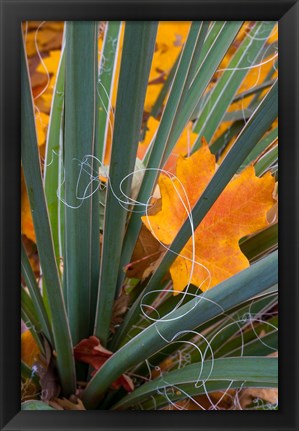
[21,20,278,411]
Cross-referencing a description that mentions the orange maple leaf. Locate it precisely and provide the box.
[142,141,275,295]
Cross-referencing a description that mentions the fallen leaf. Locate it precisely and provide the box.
[125,251,163,280]
[74,336,134,392]
[142,140,275,295]
[125,224,164,279]
[239,387,278,409]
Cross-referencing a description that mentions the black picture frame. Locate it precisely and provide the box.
[0,0,298,430]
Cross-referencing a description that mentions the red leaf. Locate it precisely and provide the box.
[74,336,134,393]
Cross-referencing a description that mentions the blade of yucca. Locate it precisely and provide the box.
[96,21,121,161]
[191,38,277,125]
[21,312,44,354]
[255,144,278,176]
[132,290,277,375]
[21,36,76,395]
[112,356,278,410]
[21,360,40,387]
[167,293,277,363]
[21,288,44,353]
[149,22,223,145]
[239,126,278,172]
[112,80,278,349]
[250,57,278,107]
[198,296,278,359]
[63,22,100,342]
[150,53,180,120]
[150,21,211,122]
[93,22,158,346]
[21,242,52,344]
[44,47,65,264]
[123,278,277,363]
[210,120,243,156]
[237,329,277,356]
[211,57,277,157]
[192,22,275,147]
[176,22,210,109]
[240,223,278,262]
[218,318,278,358]
[137,378,277,410]
[223,108,255,122]
[21,287,39,329]
[116,22,242,301]
[233,79,275,103]
[162,21,243,163]
[82,251,277,407]
[116,21,208,297]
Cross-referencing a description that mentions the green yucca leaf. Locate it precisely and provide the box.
[21,360,40,387]
[204,301,278,359]
[175,22,210,111]
[96,21,121,161]
[112,356,278,410]
[21,35,76,395]
[233,79,275,103]
[190,294,278,360]
[164,22,243,161]
[150,53,180,120]
[83,251,277,407]
[192,22,275,148]
[63,21,100,342]
[240,223,278,262]
[255,145,278,176]
[93,22,158,346]
[240,126,278,172]
[21,287,39,328]
[250,58,278,107]
[132,290,277,377]
[210,120,243,155]
[150,21,216,123]
[220,318,278,358]
[21,242,53,344]
[21,288,45,353]
[223,108,255,122]
[44,48,65,265]
[138,379,277,410]
[237,329,277,357]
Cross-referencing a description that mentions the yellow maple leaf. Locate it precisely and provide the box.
[142,142,275,295]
